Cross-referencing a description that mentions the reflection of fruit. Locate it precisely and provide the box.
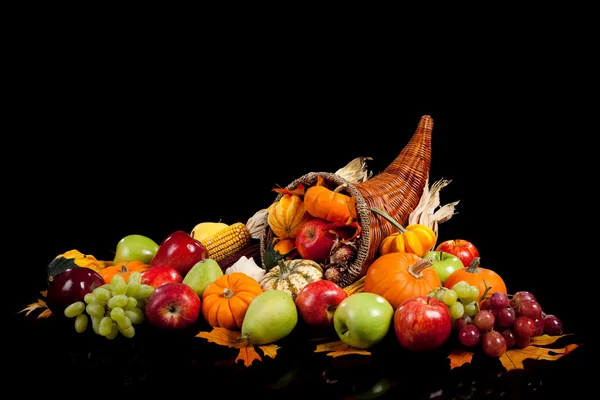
[333,292,394,349]
[144,282,201,329]
[295,218,338,263]
[150,230,208,276]
[141,265,183,288]
[435,239,480,268]
[46,268,105,317]
[241,289,298,345]
[113,234,159,264]
[182,257,223,297]
[295,280,347,334]
[425,250,464,285]
[190,222,228,242]
[393,296,452,352]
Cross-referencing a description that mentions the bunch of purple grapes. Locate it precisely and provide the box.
[454,290,564,357]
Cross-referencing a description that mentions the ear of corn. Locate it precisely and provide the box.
[343,275,365,295]
[217,240,262,272]
[201,222,253,262]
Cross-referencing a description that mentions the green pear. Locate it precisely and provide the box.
[182,257,223,297]
[241,289,298,345]
[113,234,159,264]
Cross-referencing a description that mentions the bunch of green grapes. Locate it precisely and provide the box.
[428,281,481,322]
[63,271,155,339]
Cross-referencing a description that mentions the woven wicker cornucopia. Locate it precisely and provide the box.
[259,115,433,287]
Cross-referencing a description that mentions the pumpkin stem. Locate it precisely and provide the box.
[466,257,481,273]
[223,288,235,298]
[120,264,128,273]
[277,259,292,279]
[370,207,407,234]
[408,258,434,279]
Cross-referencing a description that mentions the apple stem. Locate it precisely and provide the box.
[370,207,407,234]
[408,258,434,279]
[223,288,235,298]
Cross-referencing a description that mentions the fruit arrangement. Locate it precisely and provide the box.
[25,115,576,369]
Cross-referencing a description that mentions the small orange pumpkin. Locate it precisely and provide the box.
[201,272,264,330]
[304,176,357,224]
[444,257,507,297]
[99,260,151,284]
[363,252,441,310]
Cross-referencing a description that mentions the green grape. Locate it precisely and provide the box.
[128,271,142,284]
[117,315,132,330]
[464,301,479,317]
[118,324,136,338]
[469,286,480,300]
[110,307,125,322]
[64,301,85,318]
[84,293,99,304]
[74,313,88,333]
[441,289,458,306]
[112,278,128,295]
[126,281,141,297]
[86,304,106,319]
[124,296,137,309]
[91,315,102,335]
[93,287,112,303]
[107,294,128,309]
[449,301,465,319]
[453,284,471,299]
[435,288,446,301]
[125,308,145,324]
[106,322,119,340]
[135,284,155,301]
[99,316,113,336]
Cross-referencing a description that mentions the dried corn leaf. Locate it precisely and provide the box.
[448,333,580,371]
[314,340,372,357]
[335,157,373,184]
[196,327,280,367]
[246,208,269,239]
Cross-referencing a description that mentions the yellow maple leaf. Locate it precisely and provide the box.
[314,340,372,357]
[18,298,52,318]
[196,327,280,367]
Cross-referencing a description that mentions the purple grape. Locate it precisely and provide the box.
[489,291,509,309]
[496,307,517,328]
[543,314,564,335]
[458,325,481,347]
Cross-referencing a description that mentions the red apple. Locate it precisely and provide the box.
[150,230,208,276]
[435,239,480,268]
[295,280,348,334]
[141,265,183,288]
[145,282,201,329]
[295,218,338,263]
[394,296,452,352]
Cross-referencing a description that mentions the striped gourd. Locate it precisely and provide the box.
[260,258,323,300]
[201,222,253,262]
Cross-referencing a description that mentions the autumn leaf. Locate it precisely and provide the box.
[448,334,580,371]
[18,295,53,319]
[272,183,306,196]
[314,340,371,357]
[196,327,280,367]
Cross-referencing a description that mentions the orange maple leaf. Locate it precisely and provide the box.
[448,333,580,371]
[17,297,53,319]
[314,340,372,357]
[272,184,306,196]
[196,327,280,367]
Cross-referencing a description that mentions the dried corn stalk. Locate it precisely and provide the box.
[408,177,459,246]
[335,157,373,184]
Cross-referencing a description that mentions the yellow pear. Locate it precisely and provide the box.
[190,222,229,242]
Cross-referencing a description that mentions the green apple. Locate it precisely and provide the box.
[113,234,159,264]
[333,292,394,349]
[182,257,223,297]
[425,250,464,285]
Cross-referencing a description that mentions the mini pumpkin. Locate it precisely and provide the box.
[363,252,441,310]
[98,260,151,284]
[260,258,323,299]
[372,207,437,257]
[201,272,264,331]
[444,257,507,297]
[263,235,298,271]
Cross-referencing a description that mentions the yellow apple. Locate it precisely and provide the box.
[190,222,229,242]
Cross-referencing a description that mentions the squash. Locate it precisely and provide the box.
[47,249,110,282]
[267,191,313,239]
[201,272,264,330]
[263,235,298,271]
[371,207,436,257]
[98,261,151,284]
[304,176,357,224]
[444,257,507,297]
[363,252,441,310]
[260,258,323,299]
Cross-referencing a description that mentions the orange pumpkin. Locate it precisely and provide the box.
[304,176,357,224]
[363,252,441,310]
[444,257,507,297]
[267,191,313,239]
[201,272,264,330]
[99,261,151,284]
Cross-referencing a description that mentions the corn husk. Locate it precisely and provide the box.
[335,157,373,184]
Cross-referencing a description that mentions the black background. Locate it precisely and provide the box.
[5,22,588,399]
